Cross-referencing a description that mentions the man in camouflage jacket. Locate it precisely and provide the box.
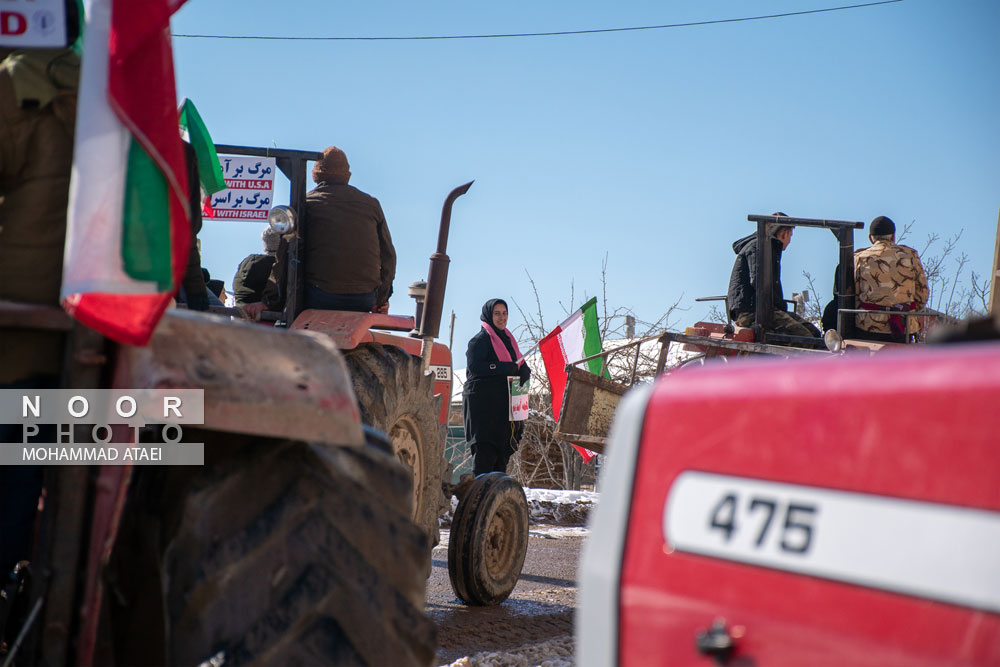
[854,216,929,342]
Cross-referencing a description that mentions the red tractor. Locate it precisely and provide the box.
[216,144,529,609]
[213,143,465,546]
[0,144,527,667]
[577,338,1000,666]
[558,213,1000,664]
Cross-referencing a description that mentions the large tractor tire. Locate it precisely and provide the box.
[156,435,436,667]
[448,473,529,606]
[344,343,447,545]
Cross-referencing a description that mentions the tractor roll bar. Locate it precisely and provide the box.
[747,214,864,231]
[747,214,864,339]
[214,144,323,323]
[213,145,324,163]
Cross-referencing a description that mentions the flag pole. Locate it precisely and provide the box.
[514,339,540,365]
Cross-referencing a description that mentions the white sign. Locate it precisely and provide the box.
[205,156,276,221]
[509,378,529,421]
[0,0,67,48]
[664,471,1000,613]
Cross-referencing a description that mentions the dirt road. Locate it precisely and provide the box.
[426,527,586,665]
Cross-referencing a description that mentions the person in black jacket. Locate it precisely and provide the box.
[232,226,280,305]
[726,215,820,338]
[463,298,531,476]
[176,142,211,311]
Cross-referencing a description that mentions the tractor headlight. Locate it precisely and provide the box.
[823,329,844,353]
[268,205,297,234]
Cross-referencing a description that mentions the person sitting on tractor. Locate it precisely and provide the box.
[244,146,396,318]
[232,226,280,305]
[727,213,821,339]
[854,216,929,343]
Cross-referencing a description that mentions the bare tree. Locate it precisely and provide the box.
[506,254,683,490]
[793,270,822,323]
[967,270,992,315]
[917,229,990,319]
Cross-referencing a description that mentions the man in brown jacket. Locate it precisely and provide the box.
[854,216,929,342]
[302,146,396,312]
[245,146,396,317]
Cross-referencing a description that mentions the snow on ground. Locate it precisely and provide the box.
[441,488,598,529]
[524,488,598,526]
[437,524,589,549]
[528,526,590,539]
[442,636,574,667]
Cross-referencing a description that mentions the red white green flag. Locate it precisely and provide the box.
[539,297,604,463]
[61,0,190,346]
[179,98,226,196]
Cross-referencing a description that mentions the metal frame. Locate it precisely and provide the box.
[551,329,833,449]
[991,208,1000,317]
[569,329,832,387]
[215,144,322,325]
[746,214,863,342]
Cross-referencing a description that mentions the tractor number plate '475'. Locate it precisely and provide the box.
[665,471,1000,613]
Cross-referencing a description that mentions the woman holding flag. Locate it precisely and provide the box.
[463,298,532,476]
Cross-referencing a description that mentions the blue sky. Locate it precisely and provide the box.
[171,0,999,361]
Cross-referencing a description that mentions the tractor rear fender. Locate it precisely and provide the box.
[291,309,453,425]
[114,310,364,447]
[291,309,415,348]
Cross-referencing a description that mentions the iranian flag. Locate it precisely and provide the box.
[539,297,604,463]
[179,98,226,196]
[61,0,190,346]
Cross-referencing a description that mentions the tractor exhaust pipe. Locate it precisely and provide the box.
[420,180,473,370]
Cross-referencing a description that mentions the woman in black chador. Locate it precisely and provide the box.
[463,298,531,476]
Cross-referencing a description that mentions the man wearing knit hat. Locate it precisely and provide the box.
[244,146,396,317]
[301,146,396,313]
[854,216,929,342]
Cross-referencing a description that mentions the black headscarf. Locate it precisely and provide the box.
[480,298,516,359]
[480,298,507,327]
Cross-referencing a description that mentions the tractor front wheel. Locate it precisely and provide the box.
[447,473,529,606]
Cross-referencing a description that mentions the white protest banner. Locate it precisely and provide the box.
[1,0,67,48]
[204,156,276,221]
